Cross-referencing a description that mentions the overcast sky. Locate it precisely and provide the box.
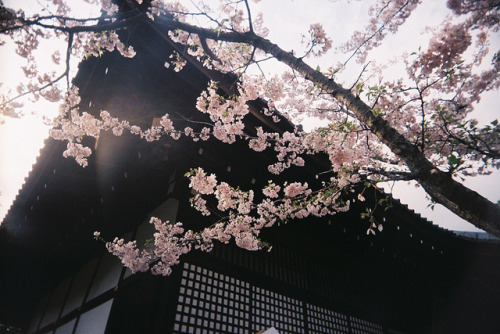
[1,0,499,232]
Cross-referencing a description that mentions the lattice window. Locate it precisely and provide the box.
[306,304,349,334]
[172,262,388,334]
[173,263,251,334]
[350,316,384,334]
[251,286,305,334]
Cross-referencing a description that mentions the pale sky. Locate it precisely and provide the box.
[0,0,499,232]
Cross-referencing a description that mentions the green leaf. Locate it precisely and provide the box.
[448,153,460,166]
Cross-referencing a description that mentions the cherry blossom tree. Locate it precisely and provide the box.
[1,0,499,275]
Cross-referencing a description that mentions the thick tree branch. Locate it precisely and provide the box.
[153,17,500,236]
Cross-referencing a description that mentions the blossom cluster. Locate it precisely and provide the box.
[49,88,216,166]
[105,218,191,275]
[306,23,332,57]
[248,127,270,152]
[78,30,136,59]
[106,238,151,274]
[183,168,353,254]
[97,122,376,277]
[195,80,259,143]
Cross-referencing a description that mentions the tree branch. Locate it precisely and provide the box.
[151,17,500,236]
